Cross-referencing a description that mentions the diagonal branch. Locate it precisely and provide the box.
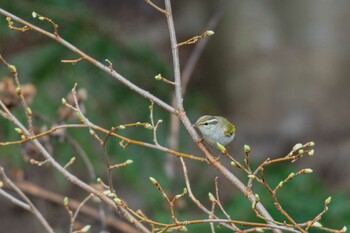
[0,8,175,115]
[163,2,284,233]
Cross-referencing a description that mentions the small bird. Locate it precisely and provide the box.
[194,115,235,146]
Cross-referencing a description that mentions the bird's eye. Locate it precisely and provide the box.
[204,122,208,126]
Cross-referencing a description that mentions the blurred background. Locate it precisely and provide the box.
[0,0,349,232]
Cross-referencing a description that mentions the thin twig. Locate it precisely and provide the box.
[0,100,150,233]
[0,166,54,233]
[0,8,176,114]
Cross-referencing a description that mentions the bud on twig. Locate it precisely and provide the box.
[254,194,260,202]
[113,197,122,205]
[80,225,91,232]
[208,192,216,202]
[308,149,315,156]
[325,196,332,205]
[144,123,153,130]
[63,197,69,206]
[312,222,323,227]
[149,177,158,185]
[216,142,227,154]
[8,65,17,73]
[179,226,188,232]
[247,174,255,179]
[302,168,313,174]
[155,74,162,80]
[26,107,32,116]
[206,30,215,36]
[16,87,21,95]
[293,143,303,150]
[244,144,251,153]
[15,128,23,135]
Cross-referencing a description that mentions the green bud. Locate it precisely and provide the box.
[252,201,256,209]
[113,197,122,205]
[341,226,347,232]
[107,192,116,198]
[206,30,215,36]
[325,196,332,205]
[8,65,17,73]
[61,98,67,105]
[179,226,188,232]
[254,194,260,202]
[15,128,23,135]
[129,218,135,224]
[103,190,111,195]
[302,168,313,174]
[16,87,21,95]
[80,225,91,232]
[75,112,85,123]
[308,149,315,156]
[125,159,133,165]
[144,123,153,130]
[26,107,32,116]
[96,178,102,183]
[298,149,304,155]
[149,177,157,185]
[312,221,323,227]
[208,192,216,202]
[244,144,251,153]
[255,228,264,232]
[278,181,284,188]
[69,157,76,164]
[119,125,126,130]
[216,142,227,154]
[293,143,303,150]
[288,172,296,179]
[32,12,37,18]
[155,74,162,80]
[38,16,44,21]
[247,174,255,179]
[230,161,236,167]
[89,129,95,135]
[309,141,315,147]
[183,188,188,194]
[63,197,69,206]
[175,194,182,200]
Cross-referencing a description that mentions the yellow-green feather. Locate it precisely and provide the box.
[222,118,235,136]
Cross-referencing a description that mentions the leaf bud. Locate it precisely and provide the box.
[80,225,91,232]
[244,144,251,153]
[308,149,315,156]
[16,87,21,95]
[216,142,227,154]
[63,197,69,206]
[155,74,162,80]
[113,197,122,205]
[149,177,157,185]
[206,30,215,36]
